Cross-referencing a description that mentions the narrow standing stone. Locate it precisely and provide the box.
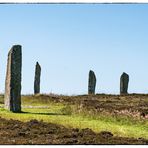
[88,70,96,94]
[34,62,41,94]
[120,72,129,94]
[4,45,22,112]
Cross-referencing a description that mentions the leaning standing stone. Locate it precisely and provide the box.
[4,45,22,112]
[34,62,41,94]
[120,72,129,94]
[88,70,96,94]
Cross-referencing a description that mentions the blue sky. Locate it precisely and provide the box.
[0,4,148,95]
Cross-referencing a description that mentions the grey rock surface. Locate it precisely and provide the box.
[120,72,129,94]
[88,70,96,94]
[4,45,22,112]
[34,62,41,94]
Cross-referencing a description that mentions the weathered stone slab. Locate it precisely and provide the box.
[34,62,41,94]
[120,72,129,94]
[88,70,96,94]
[4,45,22,112]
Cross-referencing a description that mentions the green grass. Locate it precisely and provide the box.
[0,94,148,139]
[0,104,148,139]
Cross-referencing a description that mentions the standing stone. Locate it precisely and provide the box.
[4,45,22,112]
[34,62,41,94]
[88,70,96,94]
[120,72,129,94]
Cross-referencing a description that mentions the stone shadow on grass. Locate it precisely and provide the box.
[20,111,65,116]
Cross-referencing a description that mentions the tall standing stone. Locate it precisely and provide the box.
[120,72,129,94]
[5,45,22,112]
[88,70,96,94]
[34,62,41,94]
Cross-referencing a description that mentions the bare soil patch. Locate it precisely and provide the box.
[0,117,147,145]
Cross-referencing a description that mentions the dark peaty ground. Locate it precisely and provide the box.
[0,117,147,145]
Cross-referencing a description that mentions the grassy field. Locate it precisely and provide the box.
[0,94,148,140]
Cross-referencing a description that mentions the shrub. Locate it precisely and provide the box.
[60,105,72,115]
